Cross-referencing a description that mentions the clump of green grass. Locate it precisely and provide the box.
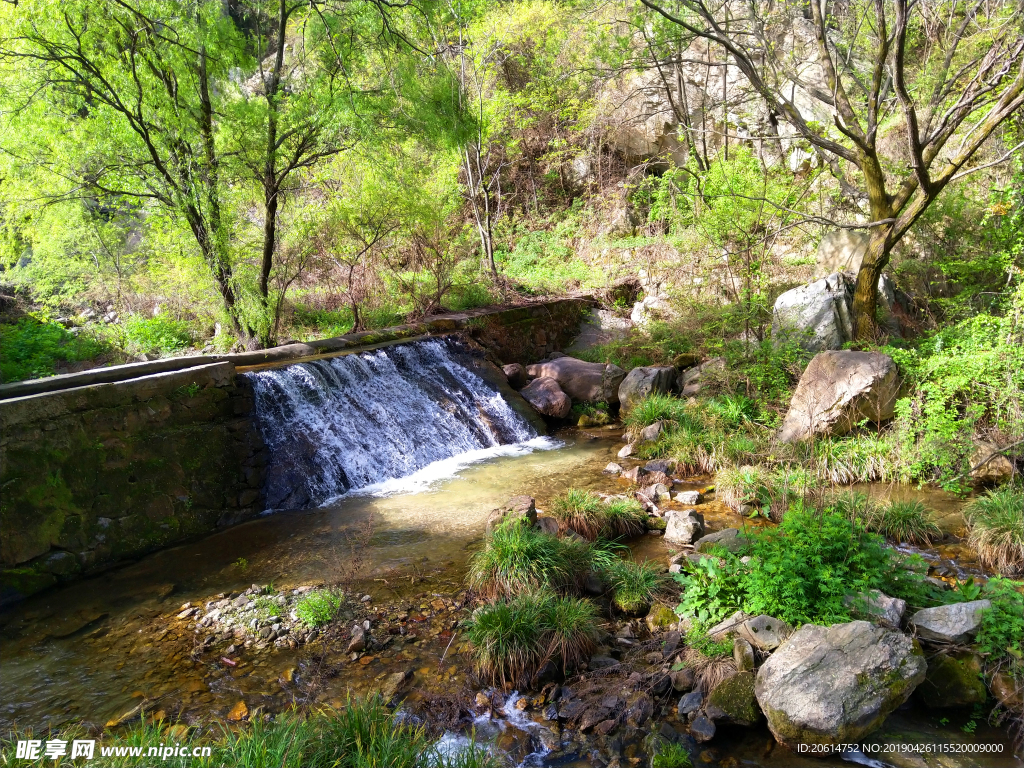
[605,558,668,614]
[468,520,592,599]
[551,488,604,539]
[813,434,903,484]
[623,392,691,432]
[651,740,693,768]
[964,486,1024,576]
[602,498,648,539]
[866,498,942,545]
[463,592,601,688]
[295,588,342,628]
[253,594,281,619]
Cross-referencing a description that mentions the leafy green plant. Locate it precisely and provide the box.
[975,577,1024,667]
[0,316,110,382]
[468,520,592,598]
[122,314,193,354]
[253,595,280,619]
[604,558,668,613]
[295,589,342,628]
[233,557,249,570]
[964,485,1024,575]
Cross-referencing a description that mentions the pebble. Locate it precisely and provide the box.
[361,595,372,603]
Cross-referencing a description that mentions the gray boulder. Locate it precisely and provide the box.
[502,363,529,389]
[638,420,663,443]
[520,377,572,419]
[916,653,988,709]
[525,357,626,405]
[909,600,990,644]
[695,528,749,554]
[845,590,906,630]
[772,272,855,352]
[778,351,900,442]
[566,308,631,354]
[618,366,678,414]
[680,357,725,397]
[734,614,793,651]
[664,509,705,545]
[754,621,926,748]
[673,490,701,505]
[485,496,538,535]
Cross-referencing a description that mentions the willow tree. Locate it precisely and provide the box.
[637,0,1024,336]
[0,0,422,348]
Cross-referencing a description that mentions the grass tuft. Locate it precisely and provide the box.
[602,498,648,539]
[605,558,668,614]
[550,488,604,539]
[964,486,1024,575]
[295,589,342,628]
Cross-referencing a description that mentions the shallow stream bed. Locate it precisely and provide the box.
[1,430,1020,767]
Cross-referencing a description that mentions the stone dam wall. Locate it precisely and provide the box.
[0,299,591,604]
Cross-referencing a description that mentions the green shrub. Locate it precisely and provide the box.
[463,592,601,688]
[295,589,342,628]
[964,486,1024,576]
[974,577,1024,672]
[716,465,809,519]
[605,558,668,614]
[122,314,193,354]
[468,521,592,598]
[0,316,109,382]
[675,509,947,628]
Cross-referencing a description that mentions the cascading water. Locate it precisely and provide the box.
[245,338,540,509]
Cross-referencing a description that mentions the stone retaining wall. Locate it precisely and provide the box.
[0,363,266,605]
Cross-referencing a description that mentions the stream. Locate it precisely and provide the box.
[1,426,1020,766]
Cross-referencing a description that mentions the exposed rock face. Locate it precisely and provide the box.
[485,496,538,536]
[526,357,626,405]
[664,509,705,545]
[816,231,869,277]
[772,272,855,352]
[618,366,678,414]
[970,439,1016,483]
[520,377,572,418]
[707,671,760,726]
[754,621,926,748]
[916,653,987,709]
[778,351,900,442]
[680,357,725,397]
[566,308,632,354]
[909,600,990,644]
[734,614,793,652]
[502,363,529,389]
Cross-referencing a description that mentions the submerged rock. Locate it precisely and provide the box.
[778,351,900,442]
[916,653,987,709]
[689,715,716,742]
[754,621,925,748]
[909,600,990,644]
[520,377,572,419]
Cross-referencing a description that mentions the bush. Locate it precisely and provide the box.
[122,314,194,354]
[468,521,592,599]
[463,592,601,688]
[974,577,1024,672]
[0,316,109,382]
[675,508,947,628]
[295,589,342,628]
[602,498,648,539]
[964,486,1024,576]
[605,558,669,614]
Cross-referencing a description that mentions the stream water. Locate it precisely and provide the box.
[1,343,1020,767]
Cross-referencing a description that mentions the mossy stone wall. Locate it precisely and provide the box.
[0,362,266,604]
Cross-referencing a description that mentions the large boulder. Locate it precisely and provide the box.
[566,308,632,354]
[519,377,571,419]
[755,621,925,748]
[664,509,705,545]
[778,351,900,442]
[618,366,678,414]
[908,600,990,644]
[816,231,869,277]
[680,357,725,397]
[695,528,749,554]
[772,272,855,352]
[970,439,1016,483]
[502,363,529,390]
[525,357,626,405]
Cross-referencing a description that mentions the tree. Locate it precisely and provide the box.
[636,0,1024,336]
[0,0,416,348]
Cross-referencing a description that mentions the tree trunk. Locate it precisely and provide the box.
[851,230,890,339]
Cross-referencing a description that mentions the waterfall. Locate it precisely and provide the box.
[244,338,539,509]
